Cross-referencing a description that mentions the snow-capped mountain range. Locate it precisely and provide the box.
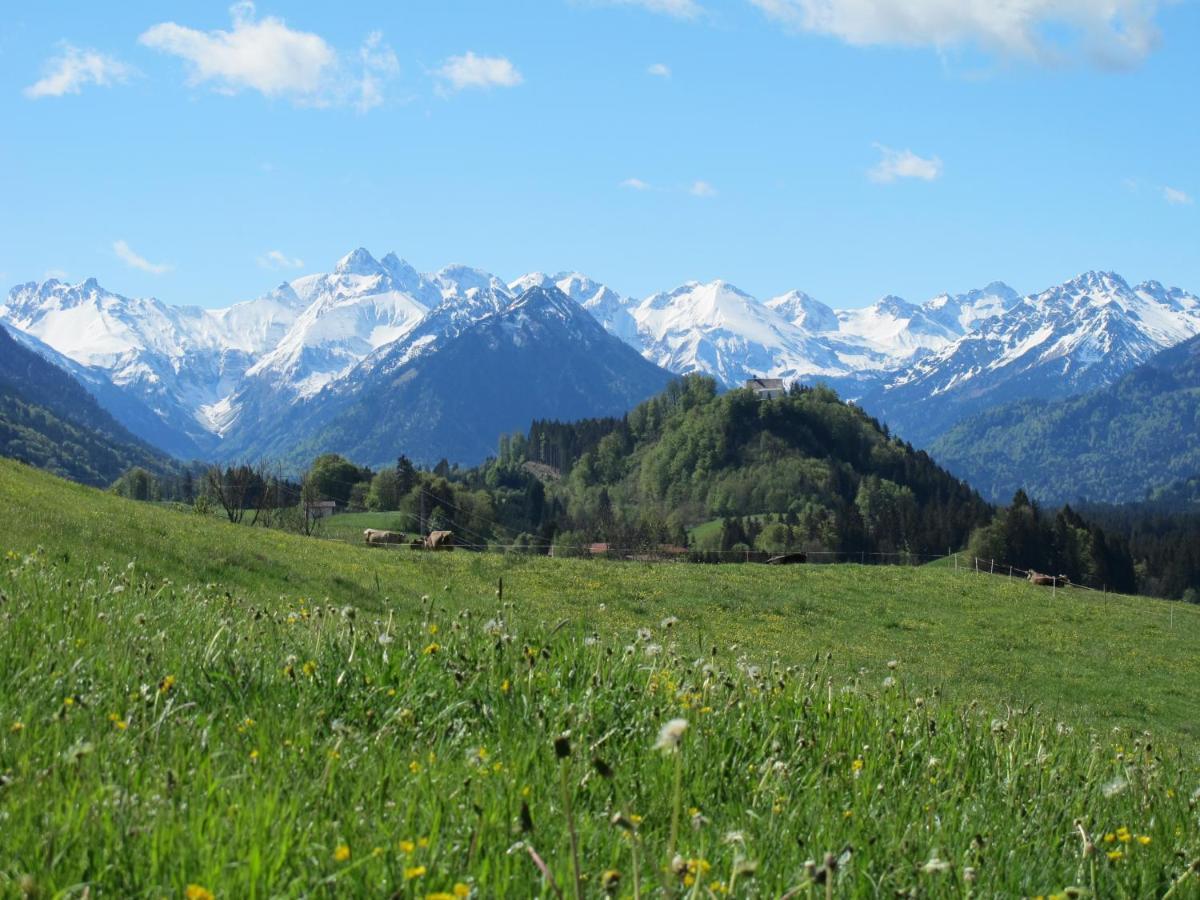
[3,247,1198,464]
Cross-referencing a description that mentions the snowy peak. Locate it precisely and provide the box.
[837,293,957,357]
[765,290,839,333]
[434,265,511,301]
[922,281,1020,334]
[334,247,385,276]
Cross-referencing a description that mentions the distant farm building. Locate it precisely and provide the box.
[311,500,339,519]
[746,378,786,400]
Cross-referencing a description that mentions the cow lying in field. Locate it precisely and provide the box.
[364,529,405,545]
[425,530,454,551]
[1027,571,1067,587]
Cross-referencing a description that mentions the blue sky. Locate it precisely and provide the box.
[1,0,1197,309]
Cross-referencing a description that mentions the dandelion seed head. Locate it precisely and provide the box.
[654,717,688,752]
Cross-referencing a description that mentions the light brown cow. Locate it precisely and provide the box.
[1027,571,1065,587]
[424,530,455,551]
[364,529,405,545]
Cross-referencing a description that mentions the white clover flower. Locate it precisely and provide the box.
[653,718,689,752]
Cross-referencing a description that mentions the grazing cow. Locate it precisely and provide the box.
[1027,571,1063,587]
[424,530,455,551]
[363,529,404,545]
[766,552,808,565]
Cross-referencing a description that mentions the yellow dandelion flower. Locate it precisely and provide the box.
[185,885,215,900]
[333,844,351,863]
[409,760,421,774]
[429,623,439,635]
[453,884,470,898]
[158,675,176,694]
[500,679,510,694]
[405,865,427,880]
[63,697,75,707]
[1137,835,1151,846]
[9,721,24,733]
[249,750,259,761]
[423,643,440,655]
[302,660,317,677]
[417,837,430,849]
[629,814,643,826]
[399,840,415,854]
[426,894,455,900]
[843,809,853,819]
[851,758,864,772]
[1107,849,1123,861]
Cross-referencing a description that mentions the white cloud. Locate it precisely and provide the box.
[258,250,305,270]
[1163,186,1193,206]
[868,144,943,183]
[139,2,337,100]
[596,0,704,18]
[621,177,652,190]
[647,62,672,77]
[748,0,1163,68]
[43,269,70,282]
[436,52,523,92]
[356,30,399,113]
[690,180,717,197]
[113,240,172,275]
[25,44,134,98]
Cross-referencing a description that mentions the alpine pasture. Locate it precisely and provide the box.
[1,459,1198,897]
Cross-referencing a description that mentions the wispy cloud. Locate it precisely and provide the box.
[436,51,523,92]
[748,0,1164,68]
[647,62,672,77]
[1163,186,1193,206]
[258,250,305,270]
[620,177,652,190]
[25,44,134,98]
[689,180,717,197]
[356,30,399,113]
[113,240,172,275]
[868,144,942,183]
[592,0,704,18]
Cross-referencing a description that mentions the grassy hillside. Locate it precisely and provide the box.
[2,461,1199,895]
[1,459,1197,743]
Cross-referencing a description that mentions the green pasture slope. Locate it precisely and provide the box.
[1,458,1198,897]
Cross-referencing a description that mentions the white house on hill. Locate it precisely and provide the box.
[745,377,786,400]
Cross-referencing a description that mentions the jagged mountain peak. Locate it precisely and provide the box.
[334,247,384,276]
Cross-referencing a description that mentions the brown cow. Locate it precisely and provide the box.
[1027,571,1066,587]
[424,530,455,551]
[364,529,405,545]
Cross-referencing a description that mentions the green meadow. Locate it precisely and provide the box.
[1,459,1198,897]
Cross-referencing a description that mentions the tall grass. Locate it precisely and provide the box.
[1,547,1197,897]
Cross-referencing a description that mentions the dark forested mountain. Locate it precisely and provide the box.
[220,286,676,468]
[0,325,175,486]
[930,333,1200,504]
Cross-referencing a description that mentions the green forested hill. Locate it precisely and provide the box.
[931,333,1200,504]
[493,376,993,555]
[0,325,175,486]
